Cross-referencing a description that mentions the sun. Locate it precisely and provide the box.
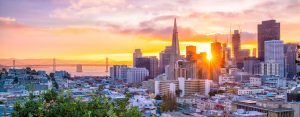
[207,53,212,61]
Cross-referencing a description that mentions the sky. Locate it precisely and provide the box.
[0,0,300,64]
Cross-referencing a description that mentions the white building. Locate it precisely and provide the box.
[264,40,285,77]
[255,62,280,76]
[154,77,211,96]
[110,65,128,81]
[219,75,235,85]
[250,77,262,86]
[126,67,149,83]
[237,88,264,95]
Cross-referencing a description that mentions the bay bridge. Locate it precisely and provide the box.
[0,58,113,73]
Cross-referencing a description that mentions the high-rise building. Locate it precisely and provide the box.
[284,43,298,78]
[258,20,280,61]
[186,45,196,61]
[232,30,241,65]
[133,49,142,67]
[196,52,209,80]
[159,46,172,74]
[110,65,128,81]
[264,40,285,77]
[222,43,231,67]
[135,56,158,78]
[244,57,260,75]
[239,49,251,67]
[211,41,222,81]
[167,18,181,80]
[252,48,257,57]
[127,67,149,83]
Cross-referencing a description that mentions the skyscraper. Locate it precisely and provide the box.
[186,45,196,61]
[133,49,142,67]
[159,46,172,74]
[211,41,222,81]
[284,43,298,78]
[232,30,241,66]
[258,20,280,61]
[167,18,181,80]
[109,65,128,81]
[264,40,284,77]
[222,43,231,67]
[135,56,158,78]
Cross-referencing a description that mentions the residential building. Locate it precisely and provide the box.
[154,78,211,97]
[250,77,262,86]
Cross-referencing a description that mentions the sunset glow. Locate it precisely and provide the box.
[0,0,299,64]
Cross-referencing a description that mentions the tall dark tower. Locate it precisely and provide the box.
[167,18,181,80]
[232,30,241,66]
[257,20,280,61]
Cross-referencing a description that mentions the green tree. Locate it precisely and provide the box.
[12,89,142,117]
[161,93,177,112]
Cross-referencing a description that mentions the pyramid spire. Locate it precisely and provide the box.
[172,18,180,56]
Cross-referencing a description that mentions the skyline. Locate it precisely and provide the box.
[1,0,300,64]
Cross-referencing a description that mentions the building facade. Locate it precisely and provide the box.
[244,57,260,75]
[110,65,128,81]
[133,49,142,67]
[257,20,280,61]
[264,40,285,77]
[135,56,158,78]
[232,30,241,67]
[126,67,149,83]
[284,43,298,78]
[154,78,211,97]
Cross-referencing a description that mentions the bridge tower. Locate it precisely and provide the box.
[12,59,15,69]
[53,58,56,73]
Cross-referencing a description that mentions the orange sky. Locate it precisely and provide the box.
[0,0,299,64]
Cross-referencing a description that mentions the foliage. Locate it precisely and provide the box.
[160,93,177,112]
[154,95,162,100]
[12,89,142,117]
[175,89,182,97]
[208,90,225,97]
[48,73,59,89]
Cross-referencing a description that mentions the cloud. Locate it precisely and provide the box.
[0,17,30,29]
